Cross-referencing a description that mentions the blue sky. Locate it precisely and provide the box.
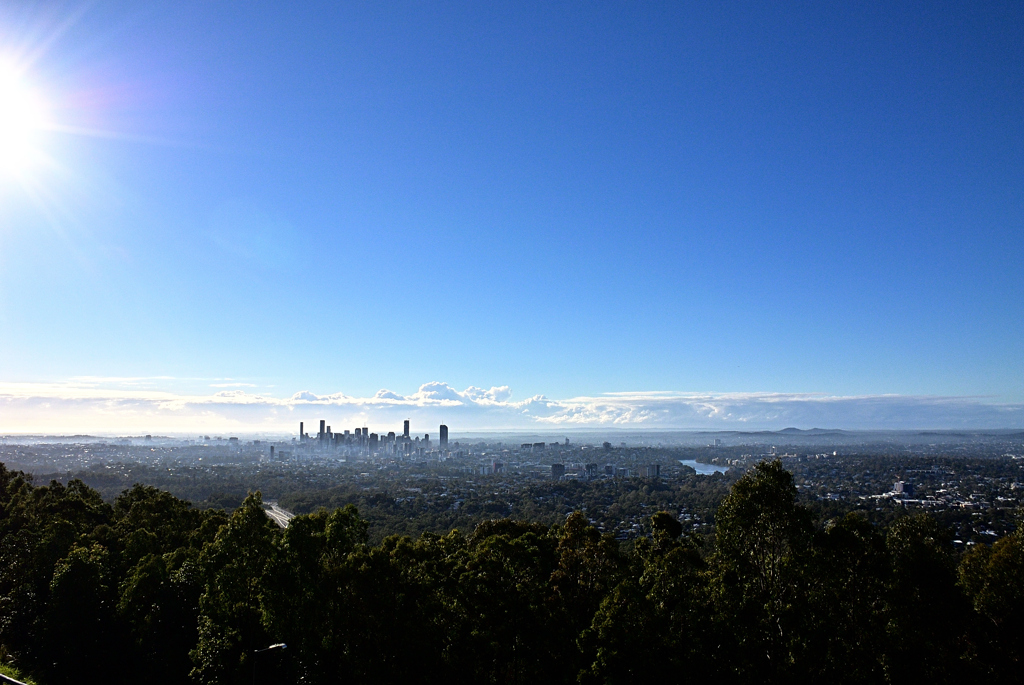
[0,2,1021,431]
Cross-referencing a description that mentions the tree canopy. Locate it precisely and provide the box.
[0,460,1021,684]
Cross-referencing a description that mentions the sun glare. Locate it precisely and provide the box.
[0,63,49,178]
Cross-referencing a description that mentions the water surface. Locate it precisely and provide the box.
[679,459,728,475]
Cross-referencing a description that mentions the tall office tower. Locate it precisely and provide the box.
[299,422,304,441]
[319,420,326,441]
[439,424,449,448]
[403,419,410,438]
[355,427,361,437]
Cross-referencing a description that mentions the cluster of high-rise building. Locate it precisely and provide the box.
[295,419,449,459]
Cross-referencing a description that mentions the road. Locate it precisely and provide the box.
[264,501,295,528]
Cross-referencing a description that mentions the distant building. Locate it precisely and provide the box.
[404,419,410,439]
[533,442,546,451]
[440,424,449,448]
[493,462,504,474]
[299,422,304,441]
[603,442,612,450]
[894,480,914,497]
[644,464,661,478]
[551,463,565,480]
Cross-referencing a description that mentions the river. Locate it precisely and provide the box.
[678,459,729,475]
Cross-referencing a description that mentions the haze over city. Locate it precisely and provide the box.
[1,2,1021,433]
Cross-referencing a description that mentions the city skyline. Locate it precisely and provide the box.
[1,3,1021,431]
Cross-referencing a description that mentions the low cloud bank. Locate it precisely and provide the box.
[0,380,1021,434]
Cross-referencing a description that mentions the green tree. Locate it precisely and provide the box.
[582,511,709,684]
[798,513,889,683]
[191,491,281,685]
[958,514,1024,682]
[42,542,120,685]
[710,460,812,683]
[882,514,974,683]
[261,504,369,684]
[435,519,560,684]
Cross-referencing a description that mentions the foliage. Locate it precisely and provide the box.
[0,460,1021,684]
[0,662,36,685]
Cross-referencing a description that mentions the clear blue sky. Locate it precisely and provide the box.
[1,1,1022,413]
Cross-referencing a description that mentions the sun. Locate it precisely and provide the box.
[0,62,49,178]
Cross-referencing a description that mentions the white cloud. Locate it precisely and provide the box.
[410,382,465,403]
[0,380,1020,434]
[462,385,514,403]
[373,389,404,400]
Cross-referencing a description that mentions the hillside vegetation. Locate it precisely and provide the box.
[0,460,1021,684]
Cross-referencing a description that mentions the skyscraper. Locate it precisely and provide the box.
[299,422,304,442]
[439,424,448,448]
[403,419,410,439]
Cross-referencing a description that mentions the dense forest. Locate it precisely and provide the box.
[1,459,1022,684]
